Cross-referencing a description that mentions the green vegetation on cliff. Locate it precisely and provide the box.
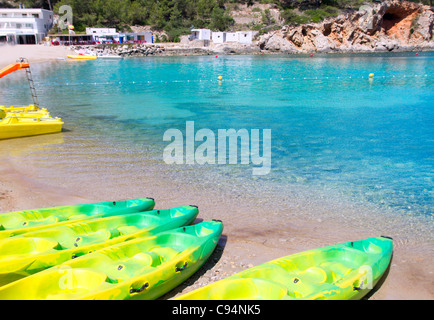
[2,0,432,41]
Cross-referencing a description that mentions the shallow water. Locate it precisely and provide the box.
[0,52,433,243]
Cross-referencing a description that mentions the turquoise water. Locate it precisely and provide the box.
[1,52,433,222]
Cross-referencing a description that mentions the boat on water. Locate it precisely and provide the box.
[0,113,63,140]
[1,105,51,118]
[0,59,64,140]
[67,54,97,60]
[98,55,122,60]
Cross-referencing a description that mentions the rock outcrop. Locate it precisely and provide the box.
[258,0,434,53]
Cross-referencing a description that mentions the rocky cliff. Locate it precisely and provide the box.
[258,0,434,53]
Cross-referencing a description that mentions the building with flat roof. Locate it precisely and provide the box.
[0,8,53,44]
[86,27,119,43]
[119,32,153,44]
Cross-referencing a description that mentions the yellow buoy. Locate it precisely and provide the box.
[218,76,223,81]
[369,73,374,78]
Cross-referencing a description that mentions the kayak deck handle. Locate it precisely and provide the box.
[130,282,149,294]
[176,262,188,272]
[353,281,364,291]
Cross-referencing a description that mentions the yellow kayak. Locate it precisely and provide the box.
[176,236,393,300]
[0,206,198,286]
[0,114,63,140]
[0,221,223,300]
[67,55,97,60]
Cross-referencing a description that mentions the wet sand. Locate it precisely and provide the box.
[0,152,432,300]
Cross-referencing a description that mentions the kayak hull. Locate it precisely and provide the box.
[0,206,198,286]
[176,236,393,300]
[0,221,223,300]
[0,198,155,239]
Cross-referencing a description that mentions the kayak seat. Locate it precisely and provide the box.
[319,261,354,283]
[105,252,161,282]
[44,268,108,300]
[117,225,140,235]
[0,237,59,258]
[59,230,112,249]
[23,215,68,228]
[149,246,179,263]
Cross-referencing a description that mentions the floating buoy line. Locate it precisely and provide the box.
[20,73,431,88]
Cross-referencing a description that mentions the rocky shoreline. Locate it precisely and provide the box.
[258,0,434,53]
[70,0,433,57]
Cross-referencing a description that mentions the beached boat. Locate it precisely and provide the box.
[67,55,97,60]
[0,221,223,300]
[0,198,155,239]
[176,236,393,300]
[0,114,63,140]
[0,206,199,286]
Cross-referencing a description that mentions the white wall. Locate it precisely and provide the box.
[191,29,211,41]
[238,31,253,44]
[212,32,225,43]
[0,8,53,43]
[225,32,238,42]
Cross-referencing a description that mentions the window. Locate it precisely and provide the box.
[16,23,22,29]
[25,23,33,29]
[32,14,39,18]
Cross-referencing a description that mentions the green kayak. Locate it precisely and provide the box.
[0,198,155,239]
[0,206,198,286]
[176,236,393,300]
[0,221,223,300]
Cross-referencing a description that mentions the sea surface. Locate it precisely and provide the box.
[0,52,433,240]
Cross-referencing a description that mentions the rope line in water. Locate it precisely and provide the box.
[56,73,431,86]
[1,74,430,88]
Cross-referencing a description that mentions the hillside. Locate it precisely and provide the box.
[1,0,433,46]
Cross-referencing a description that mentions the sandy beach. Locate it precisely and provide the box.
[0,149,433,300]
[0,45,433,300]
[0,44,73,66]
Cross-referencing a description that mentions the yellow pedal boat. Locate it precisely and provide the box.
[1,105,51,118]
[0,112,63,140]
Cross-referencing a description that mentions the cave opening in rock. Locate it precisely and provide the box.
[382,12,404,31]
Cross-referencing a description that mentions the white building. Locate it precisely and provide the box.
[118,32,153,44]
[225,32,238,42]
[238,31,254,44]
[189,29,211,41]
[86,27,119,43]
[0,8,53,44]
[212,31,254,45]
[212,32,226,44]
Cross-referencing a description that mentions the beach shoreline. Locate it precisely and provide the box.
[0,149,432,300]
[0,44,73,66]
[1,43,433,68]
